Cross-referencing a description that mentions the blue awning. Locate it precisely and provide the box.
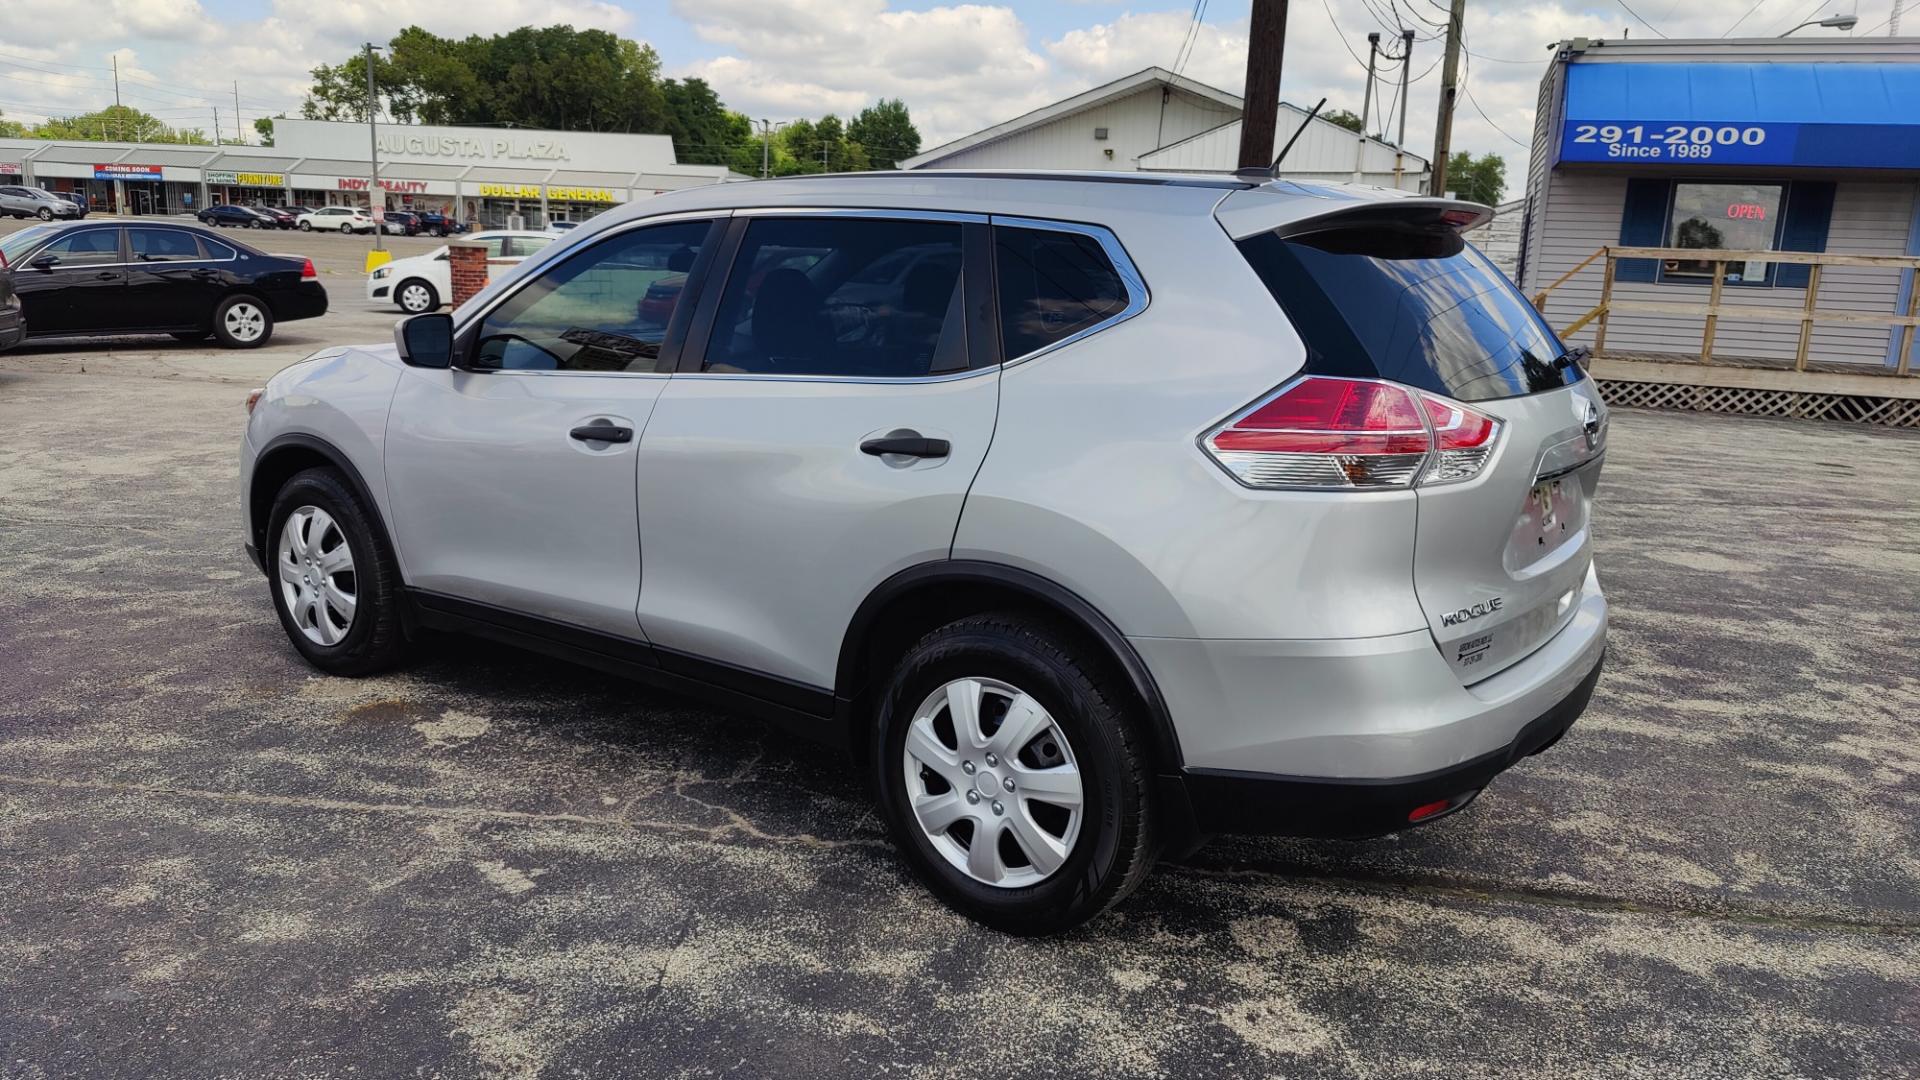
[1557,62,1920,169]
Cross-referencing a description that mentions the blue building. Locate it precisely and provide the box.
[1519,36,1920,380]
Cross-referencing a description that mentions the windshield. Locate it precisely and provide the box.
[1,224,59,264]
[1237,225,1579,401]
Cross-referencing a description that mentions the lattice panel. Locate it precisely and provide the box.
[1595,380,1920,428]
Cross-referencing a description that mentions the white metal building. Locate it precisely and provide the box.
[900,67,1429,190]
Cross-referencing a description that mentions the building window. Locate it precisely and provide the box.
[1662,181,1785,285]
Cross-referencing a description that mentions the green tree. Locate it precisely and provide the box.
[301,51,416,122]
[1322,108,1364,133]
[662,77,752,166]
[847,98,920,169]
[253,115,279,146]
[28,105,209,144]
[0,109,25,137]
[1444,151,1507,205]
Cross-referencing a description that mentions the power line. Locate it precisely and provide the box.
[1612,0,1671,36]
[1171,0,1208,75]
[1720,0,1778,35]
[1460,54,1527,148]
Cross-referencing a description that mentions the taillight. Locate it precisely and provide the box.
[245,387,265,413]
[301,259,317,280]
[1202,376,1501,490]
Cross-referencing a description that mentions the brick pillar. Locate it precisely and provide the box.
[447,239,490,307]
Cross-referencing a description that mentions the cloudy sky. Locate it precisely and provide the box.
[0,0,1904,191]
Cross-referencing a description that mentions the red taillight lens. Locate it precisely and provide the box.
[1203,376,1501,490]
[301,259,318,280]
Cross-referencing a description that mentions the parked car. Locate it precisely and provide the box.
[0,185,84,221]
[198,204,277,229]
[0,252,20,354]
[243,173,1608,933]
[366,230,555,313]
[412,211,464,238]
[0,221,326,348]
[62,191,89,218]
[286,205,321,218]
[380,210,420,236]
[297,206,375,234]
[545,220,581,235]
[254,205,298,229]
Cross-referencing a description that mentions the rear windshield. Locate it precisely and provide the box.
[1237,225,1579,401]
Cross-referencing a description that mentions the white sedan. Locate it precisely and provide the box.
[298,206,376,234]
[366,230,557,313]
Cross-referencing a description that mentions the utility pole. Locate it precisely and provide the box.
[234,81,244,144]
[1428,0,1466,197]
[366,42,384,252]
[760,119,771,178]
[1351,32,1380,182]
[1394,29,1414,188]
[1236,0,1290,169]
[213,106,221,146]
[112,55,122,141]
[1893,0,1905,35]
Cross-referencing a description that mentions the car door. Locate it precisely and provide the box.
[10,226,127,334]
[124,226,223,329]
[633,210,998,690]
[383,214,722,640]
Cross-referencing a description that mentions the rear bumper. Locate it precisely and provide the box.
[1179,649,1602,837]
[275,283,329,322]
[1138,562,1607,837]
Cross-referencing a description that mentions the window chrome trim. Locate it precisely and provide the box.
[672,367,994,386]
[732,206,988,225]
[986,214,1149,368]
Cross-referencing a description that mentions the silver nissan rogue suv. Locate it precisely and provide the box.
[240,172,1608,934]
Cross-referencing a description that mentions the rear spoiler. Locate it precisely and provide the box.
[1215,184,1493,241]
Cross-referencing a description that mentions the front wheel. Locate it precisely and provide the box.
[298,221,311,231]
[267,467,408,676]
[36,208,53,221]
[212,294,273,348]
[872,613,1158,934]
[395,279,439,314]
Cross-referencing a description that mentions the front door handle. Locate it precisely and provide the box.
[569,424,633,444]
[94,272,118,281]
[860,436,950,459]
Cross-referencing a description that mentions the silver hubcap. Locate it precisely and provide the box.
[277,506,356,646]
[224,303,265,342]
[903,677,1083,888]
[400,284,431,312]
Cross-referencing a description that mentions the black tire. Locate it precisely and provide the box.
[170,330,211,342]
[266,467,408,676]
[210,293,274,349]
[872,612,1158,935]
[395,278,439,314]
[340,223,353,234]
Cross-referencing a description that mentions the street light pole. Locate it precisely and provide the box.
[365,42,384,253]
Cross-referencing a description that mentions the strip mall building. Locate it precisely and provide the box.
[1519,36,1920,372]
[0,118,738,226]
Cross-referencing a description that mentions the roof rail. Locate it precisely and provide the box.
[754,169,1256,190]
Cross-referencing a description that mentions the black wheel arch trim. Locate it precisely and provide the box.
[249,432,395,578]
[835,559,1184,771]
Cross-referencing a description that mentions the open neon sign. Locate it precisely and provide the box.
[1726,203,1769,221]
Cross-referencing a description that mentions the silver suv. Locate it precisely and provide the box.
[0,185,83,221]
[240,172,1608,933]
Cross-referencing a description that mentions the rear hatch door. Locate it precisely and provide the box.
[1225,189,1605,683]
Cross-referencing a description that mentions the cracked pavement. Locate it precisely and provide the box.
[2,308,1919,1077]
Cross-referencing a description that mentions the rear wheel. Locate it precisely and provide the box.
[395,279,439,314]
[340,223,353,234]
[266,468,408,675]
[872,613,1158,934]
[212,295,273,348]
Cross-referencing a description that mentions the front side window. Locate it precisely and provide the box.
[701,216,965,377]
[472,219,712,373]
[130,228,200,262]
[37,229,120,266]
[1664,181,1784,284]
[0,223,58,264]
[993,225,1130,360]
[479,236,508,258]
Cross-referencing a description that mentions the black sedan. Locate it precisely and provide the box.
[197,204,277,229]
[255,206,299,229]
[413,211,464,237]
[0,222,327,349]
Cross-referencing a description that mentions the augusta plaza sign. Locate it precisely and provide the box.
[275,118,685,176]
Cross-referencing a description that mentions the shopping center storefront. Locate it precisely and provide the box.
[1519,37,1920,370]
[0,118,738,224]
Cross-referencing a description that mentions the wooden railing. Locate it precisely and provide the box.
[1531,247,1920,377]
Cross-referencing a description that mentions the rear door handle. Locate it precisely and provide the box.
[860,436,950,459]
[94,272,119,281]
[569,424,633,444]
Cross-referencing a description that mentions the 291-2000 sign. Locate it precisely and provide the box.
[1571,124,1768,159]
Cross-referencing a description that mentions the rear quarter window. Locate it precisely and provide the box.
[993,226,1131,360]
[1237,226,1579,402]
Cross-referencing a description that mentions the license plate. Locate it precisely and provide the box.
[1514,477,1583,560]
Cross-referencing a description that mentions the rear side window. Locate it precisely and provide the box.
[129,228,199,261]
[993,226,1130,360]
[1237,227,1578,401]
[701,216,965,378]
[201,237,238,260]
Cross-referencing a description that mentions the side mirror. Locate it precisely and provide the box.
[29,255,58,271]
[395,312,454,369]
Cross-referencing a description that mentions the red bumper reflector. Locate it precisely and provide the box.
[1408,799,1453,823]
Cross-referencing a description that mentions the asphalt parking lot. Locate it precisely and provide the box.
[3,220,1919,1077]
